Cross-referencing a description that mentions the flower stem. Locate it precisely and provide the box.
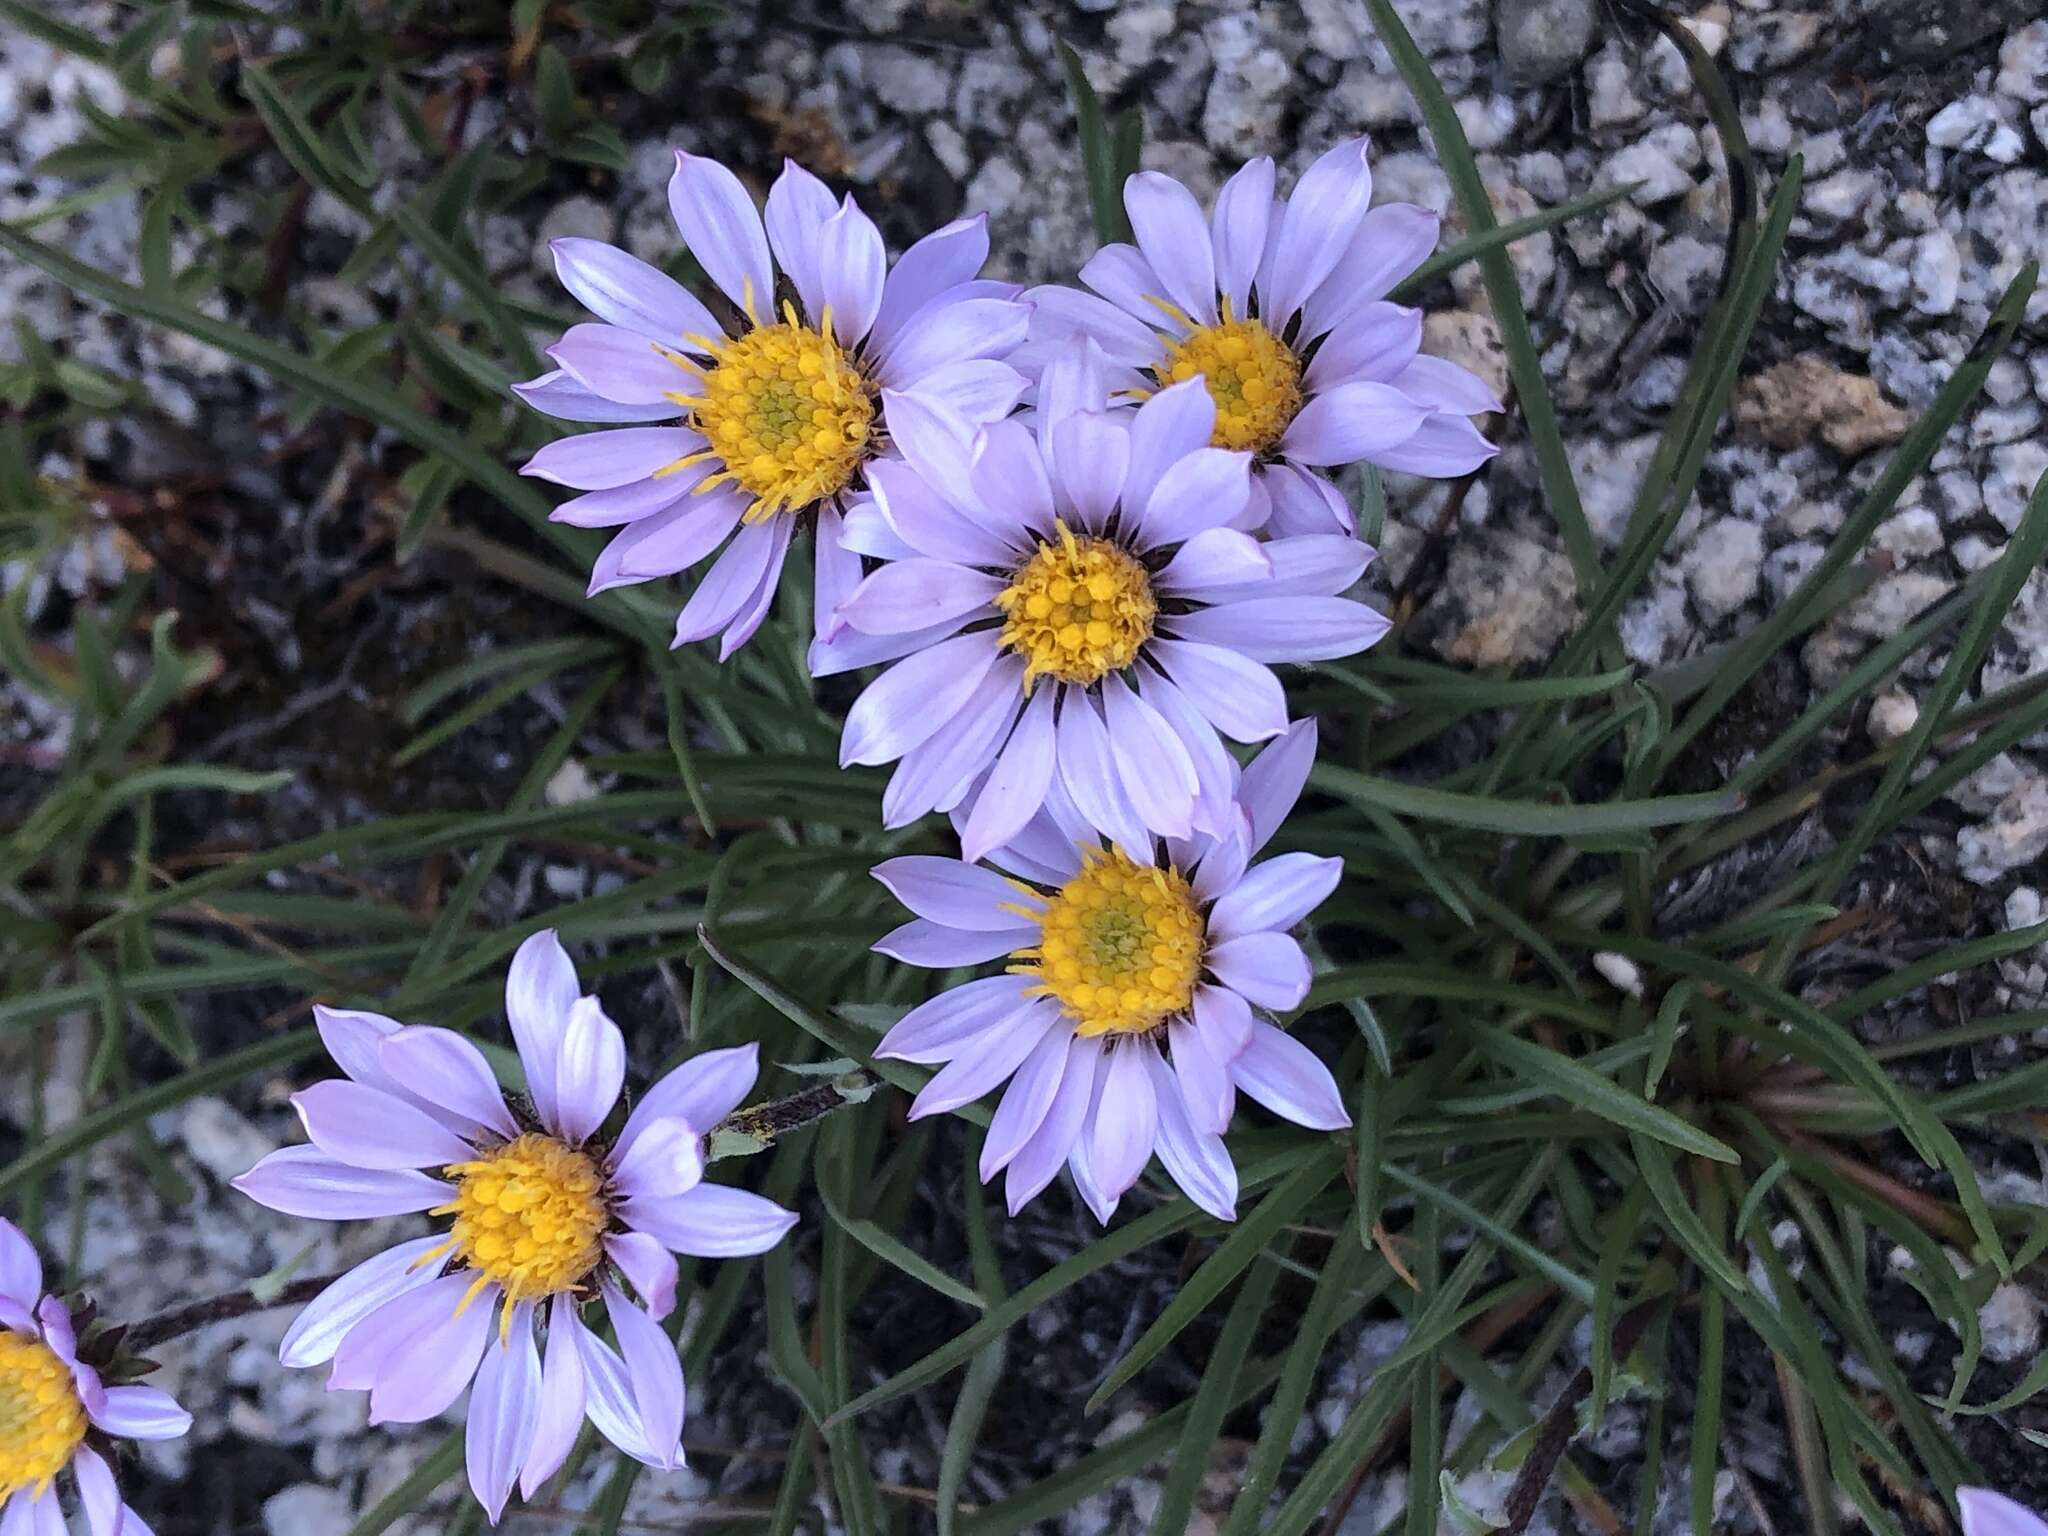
[123,1274,339,1351]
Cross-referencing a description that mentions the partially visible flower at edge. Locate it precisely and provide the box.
[231,932,797,1522]
[1,1217,192,1536]
[516,153,1031,659]
[1021,138,1500,537]
[1961,1490,2048,1536]
[828,335,1387,859]
[868,718,1351,1224]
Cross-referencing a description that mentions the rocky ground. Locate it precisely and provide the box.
[4,0,2048,1531]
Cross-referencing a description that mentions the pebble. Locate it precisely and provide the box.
[1418,531,1581,668]
[262,1485,354,1536]
[1975,1283,2043,1364]
[1684,518,1764,621]
[178,1098,277,1185]
[1497,0,1597,85]
[1960,777,2048,884]
[1735,356,1910,457]
[1986,441,2048,532]
[2000,22,2048,101]
[1868,690,1920,743]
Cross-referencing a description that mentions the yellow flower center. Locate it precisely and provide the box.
[1155,311,1303,454]
[436,1133,609,1308]
[0,1330,87,1499]
[993,523,1156,689]
[1013,847,1204,1037]
[668,303,875,523]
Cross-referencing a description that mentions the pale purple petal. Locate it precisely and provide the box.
[606,1285,685,1470]
[613,495,748,585]
[876,975,1038,1064]
[1277,382,1430,467]
[466,1302,541,1523]
[1367,413,1500,477]
[513,370,682,424]
[875,300,1032,392]
[1232,1020,1351,1130]
[816,196,887,345]
[521,1298,588,1498]
[1146,1048,1239,1220]
[550,995,626,1144]
[672,518,783,648]
[377,1027,518,1141]
[1258,138,1374,326]
[874,918,1036,967]
[619,1183,799,1258]
[329,1271,471,1393]
[835,559,1001,635]
[1240,719,1316,852]
[1391,355,1503,415]
[34,1298,74,1366]
[1167,1018,1234,1136]
[1122,378,1217,515]
[1087,1043,1160,1205]
[876,390,981,526]
[20,1492,60,1536]
[1206,933,1311,1010]
[1056,691,1153,860]
[550,237,721,345]
[867,456,1011,567]
[1134,668,1242,842]
[1155,529,1272,594]
[1035,337,1112,466]
[551,475,697,529]
[1960,1491,2048,1536]
[961,684,1058,862]
[872,214,992,354]
[1194,532,1371,604]
[1050,411,1130,530]
[368,1285,494,1427]
[967,419,1057,540]
[279,1236,452,1369]
[1103,673,1198,840]
[1078,243,1178,332]
[1302,302,1424,393]
[813,503,862,646]
[89,1386,192,1442]
[231,1147,453,1220]
[1212,157,1277,313]
[1136,447,1253,550]
[1024,284,1161,367]
[548,323,693,405]
[762,159,838,322]
[573,1319,661,1465]
[1209,853,1343,942]
[606,1233,681,1321]
[0,1219,40,1311]
[1299,203,1441,340]
[1123,171,1218,325]
[621,1042,761,1151]
[1262,465,1354,538]
[1005,1036,1102,1214]
[520,428,698,490]
[611,1117,707,1205]
[1194,983,1256,1060]
[906,359,1029,424]
[1166,595,1389,662]
[880,656,1024,826]
[1147,639,1288,742]
[874,855,1042,931]
[667,151,773,315]
[74,1447,121,1536]
[715,513,796,660]
[506,929,579,1123]
[980,1024,1076,1180]
[909,997,1064,1118]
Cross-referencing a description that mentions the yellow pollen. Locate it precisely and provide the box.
[675,303,875,523]
[0,1330,87,1499]
[1155,310,1303,454]
[438,1133,608,1306]
[1011,846,1204,1037]
[993,522,1156,689]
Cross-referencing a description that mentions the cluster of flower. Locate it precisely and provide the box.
[0,144,1520,1527]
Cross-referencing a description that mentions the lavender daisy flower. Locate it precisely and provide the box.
[1,1218,191,1536]
[828,336,1386,859]
[1963,1491,2048,1536]
[516,153,1031,658]
[1023,140,1500,536]
[870,720,1351,1224]
[231,932,797,1522]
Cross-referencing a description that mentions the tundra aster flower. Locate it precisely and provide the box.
[516,153,1031,658]
[1024,140,1500,536]
[829,337,1386,858]
[0,1218,190,1536]
[231,932,797,1522]
[1962,1491,2048,1536]
[871,720,1351,1223]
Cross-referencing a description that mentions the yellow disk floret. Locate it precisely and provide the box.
[0,1329,87,1499]
[994,522,1157,689]
[435,1133,609,1308]
[667,303,875,523]
[1154,307,1303,454]
[1013,846,1204,1037]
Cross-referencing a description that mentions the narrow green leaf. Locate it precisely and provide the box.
[1313,762,1739,836]
[1056,40,1133,246]
[1474,1025,1737,1163]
